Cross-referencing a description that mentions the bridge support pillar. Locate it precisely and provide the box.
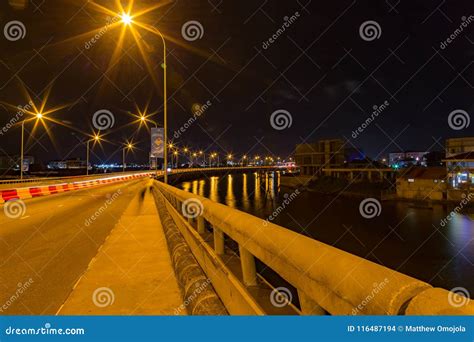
[197,216,206,234]
[298,289,326,315]
[213,227,225,255]
[239,246,257,286]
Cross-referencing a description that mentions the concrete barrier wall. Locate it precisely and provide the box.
[152,188,227,315]
[154,181,474,315]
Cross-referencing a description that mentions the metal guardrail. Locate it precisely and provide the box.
[154,181,474,315]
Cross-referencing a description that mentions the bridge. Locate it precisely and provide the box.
[0,167,472,315]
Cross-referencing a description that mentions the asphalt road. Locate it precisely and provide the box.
[0,179,149,314]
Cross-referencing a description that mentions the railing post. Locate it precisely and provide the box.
[239,245,257,286]
[197,216,205,234]
[298,289,326,315]
[213,227,224,255]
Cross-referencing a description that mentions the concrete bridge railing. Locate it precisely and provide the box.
[154,180,474,315]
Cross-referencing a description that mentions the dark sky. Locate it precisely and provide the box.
[0,0,473,164]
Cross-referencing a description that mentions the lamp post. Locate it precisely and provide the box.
[20,113,43,179]
[123,143,133,172]
[173,150,178,168]
[86,135,101,176]
[119,14,168,182]
[210,153,219,167]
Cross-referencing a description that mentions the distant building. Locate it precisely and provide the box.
[389,151,428,168]
[443,152,474,188]
[295,139,363,176]
[47,158,87,170]
[443,137,474,189]
[446,137,474,157]
[396,167,447,201]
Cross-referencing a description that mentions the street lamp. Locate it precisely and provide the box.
[123,142,134,172]
[120,13,132,26]
[117,9,169,183]
[173,150,178,168]
[20,113,43,179]
[86,134,101,176]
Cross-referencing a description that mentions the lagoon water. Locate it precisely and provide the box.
[179,172,474,294]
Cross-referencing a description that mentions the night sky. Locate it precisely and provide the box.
[0,0,473,165]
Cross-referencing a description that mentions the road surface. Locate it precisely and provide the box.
[0,179,148,314]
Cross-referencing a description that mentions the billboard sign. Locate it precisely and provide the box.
[151,127,164,159]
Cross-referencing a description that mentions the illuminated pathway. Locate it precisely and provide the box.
[0,179,147,314]
[57,180,184,315]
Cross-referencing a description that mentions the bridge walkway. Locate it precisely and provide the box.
[57,180,184,315]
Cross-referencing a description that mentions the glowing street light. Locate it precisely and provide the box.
[86,134,102,176]
[123,141,134,172]
[120,13,132,25]
[173,150,178,168]
[87,1,171,181]
[120,11,169,182]
[20,113,43,179]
